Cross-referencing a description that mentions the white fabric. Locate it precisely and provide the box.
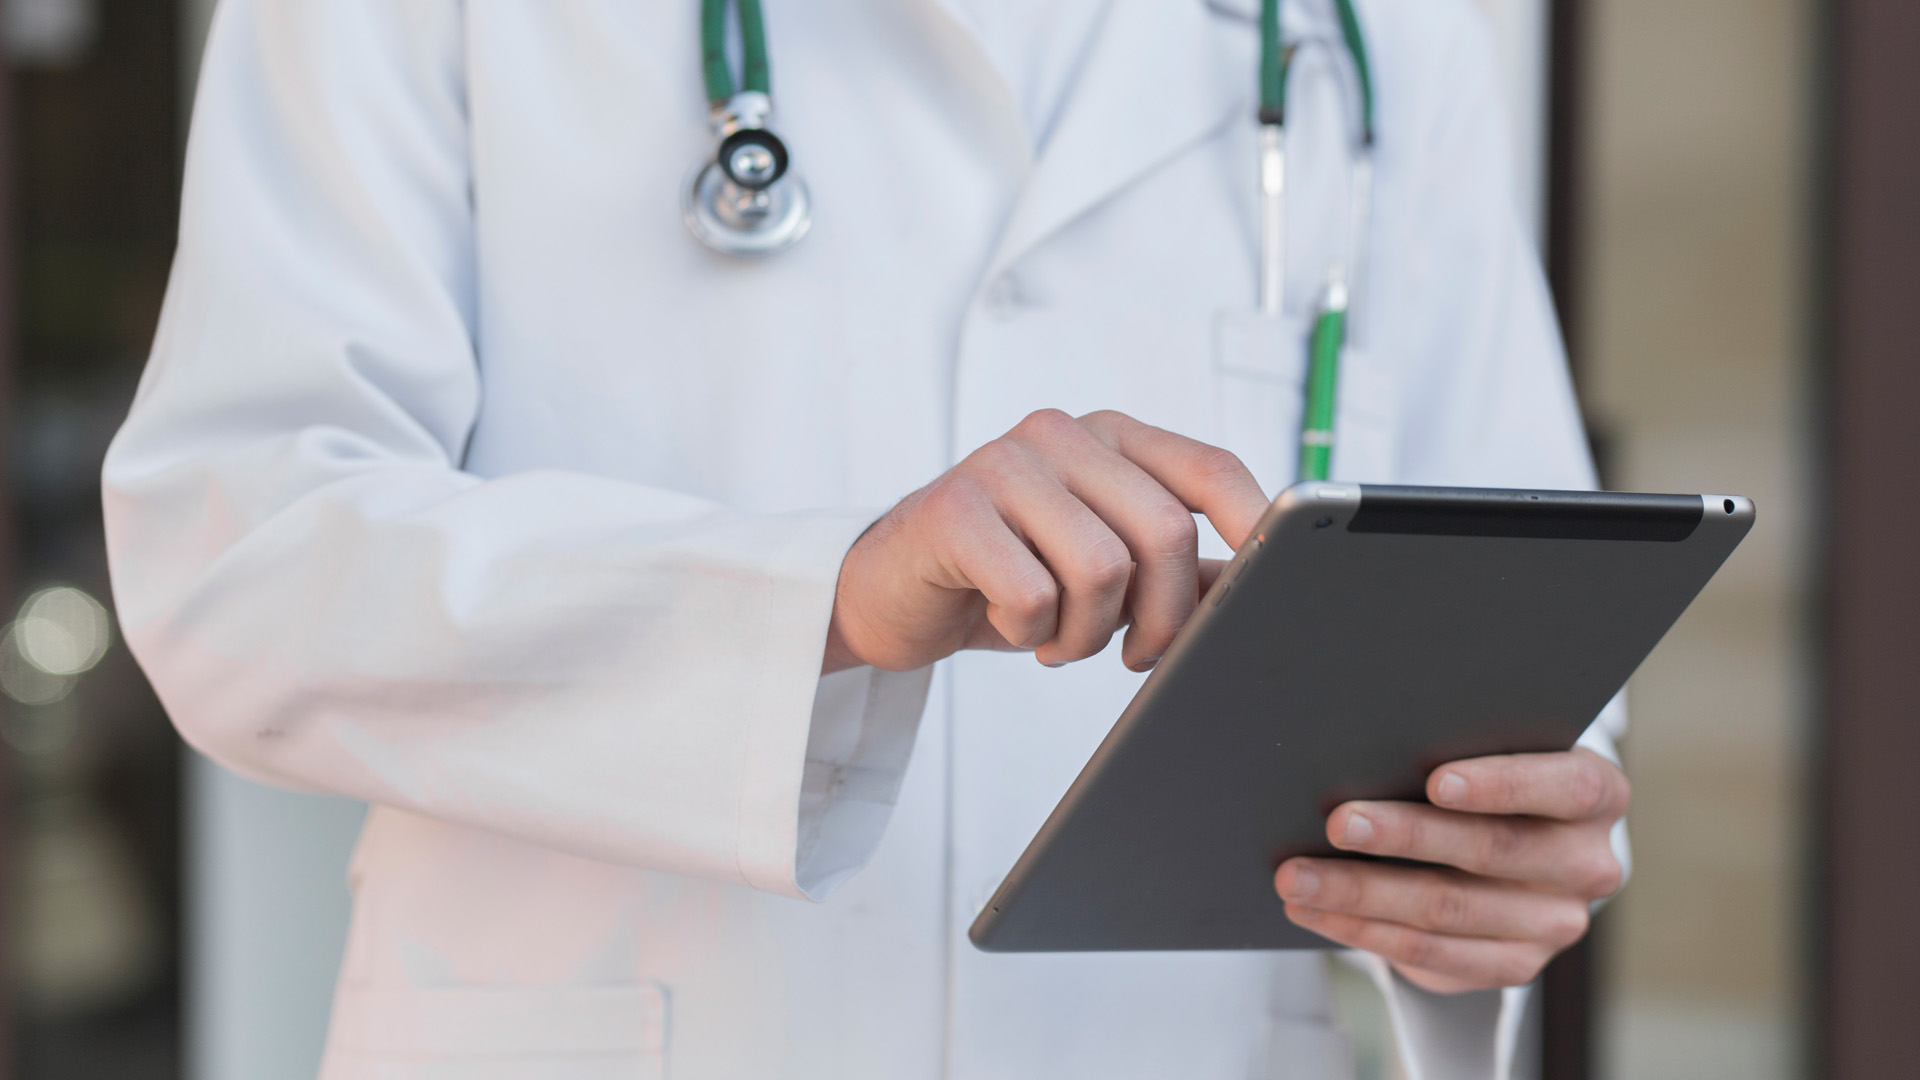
[102,0,1624,1077]
[946,0,1112,149]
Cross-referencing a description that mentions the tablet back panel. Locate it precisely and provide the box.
[968,484,1752,952]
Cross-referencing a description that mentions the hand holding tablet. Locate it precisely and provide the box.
[971,483,1751,957]
[1278,747,1630,992]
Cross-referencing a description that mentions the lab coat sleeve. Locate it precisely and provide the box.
[100,0,929,901]
[1361,1,1631,1076]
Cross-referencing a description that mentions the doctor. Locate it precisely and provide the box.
[104,0,1630,1077]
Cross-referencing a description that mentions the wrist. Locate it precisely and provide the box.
[822,612,865,675]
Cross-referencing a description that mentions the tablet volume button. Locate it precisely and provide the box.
[1213,584,1232,608]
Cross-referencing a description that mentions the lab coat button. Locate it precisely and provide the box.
[983,273,1025,317]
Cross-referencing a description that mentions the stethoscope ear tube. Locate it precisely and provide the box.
[701,0,771,103]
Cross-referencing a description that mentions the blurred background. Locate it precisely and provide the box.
[0,1,1912,1078]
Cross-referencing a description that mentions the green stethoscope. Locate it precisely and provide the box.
[683,0,812,257]
[685,0,1376,482]
[1261,0,1375,482]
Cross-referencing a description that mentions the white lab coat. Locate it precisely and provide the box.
[103,0,1625,1077]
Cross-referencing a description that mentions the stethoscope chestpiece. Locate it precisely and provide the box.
[684,91,812,258]
[718,127,789,189]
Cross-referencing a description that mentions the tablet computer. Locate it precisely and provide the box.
[968,483,1753,952]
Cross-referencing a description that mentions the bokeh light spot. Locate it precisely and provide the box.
[16,586,111,677]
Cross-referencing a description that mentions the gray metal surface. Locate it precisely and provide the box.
[969,483,1752,952]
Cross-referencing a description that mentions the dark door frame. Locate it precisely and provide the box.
[1818,0,1920,1076]
[0,33,15,1080]
[1541,0,1596,1074]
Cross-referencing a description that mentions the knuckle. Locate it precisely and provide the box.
[1570,760,1613,819]
[1496,950,1550,988]
[1144,504,1200,559]
[1014,408,1078,443]
[1613,771,1634,816]
[1094,564,1136,595]
[1077,540,1136,592]
[1398,930,1443,972]
[1189,444,1249,485]
[967,437,1030,476]
[1576,848,1624,897]
[1318,866,1361,909]
[1478,821,1527,872]
[1379,809,1418,855]
[920,477,988,529]
[1494,767,1526,812]
[1423,883,1474,933]
[1078,409,1129,431]
[1548,902,1592,949]
[1004,574,1060,620]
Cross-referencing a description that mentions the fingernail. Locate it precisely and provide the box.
[1039,657,1066,669]
[1436,772,1468,806]
[1342,813,1374,846]
[1283,863,1320,899]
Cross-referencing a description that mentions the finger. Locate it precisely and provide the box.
[1005,410,1201,670]
[1274,859,1590,946]
[1077,411,1271,550]
[970,440,1135,665]
[921,483,1061,652]
[1281,906,1557,992]
[1428,749,1630,823]
[1326,801,1624,897]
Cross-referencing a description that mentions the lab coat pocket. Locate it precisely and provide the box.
[1212,309,1309,495]
[1212,309,1400,492]
[1325,337,1399,484]
[325,982,669,1080]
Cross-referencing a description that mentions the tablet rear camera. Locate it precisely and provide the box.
[1315,517,1334,529]
[1724,499,1736,514]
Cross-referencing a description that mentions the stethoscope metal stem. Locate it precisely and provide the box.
[1259,124,1287,316]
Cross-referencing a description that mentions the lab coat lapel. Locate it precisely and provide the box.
[981,0,1244,281]
[899,0,1031,169]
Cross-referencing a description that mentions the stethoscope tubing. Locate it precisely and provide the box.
[701,0,771,104]
[1259,0,1376,481]
[689,0,1379,481]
